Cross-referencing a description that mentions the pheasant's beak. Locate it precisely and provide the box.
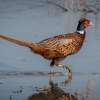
[90,21,93,26]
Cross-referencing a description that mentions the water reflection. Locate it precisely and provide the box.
[27,73,97,100]
[48,68,72,84]
[0,70,99,100]
[28,80,77,100]
[27,75,97,100]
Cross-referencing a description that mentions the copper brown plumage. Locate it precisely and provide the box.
[38,33,85,58]
[0,18,92,72]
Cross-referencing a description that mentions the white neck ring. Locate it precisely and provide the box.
[77,30,85,34]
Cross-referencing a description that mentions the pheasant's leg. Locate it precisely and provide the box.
[55,63,72,73]
[49,67,54,74]
[51,59,72,73]
[55,63,72,84]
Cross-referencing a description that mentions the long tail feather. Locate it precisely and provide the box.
[0,35,33,48]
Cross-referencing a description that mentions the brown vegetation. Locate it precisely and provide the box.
[28,81,77,100]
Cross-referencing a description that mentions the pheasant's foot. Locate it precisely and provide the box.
[63,64,72,73]
[56,64,72,73]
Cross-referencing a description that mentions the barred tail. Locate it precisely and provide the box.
[0,35,45,55]
[0,35,34,48]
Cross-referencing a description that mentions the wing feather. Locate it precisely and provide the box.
[38,34,77,56]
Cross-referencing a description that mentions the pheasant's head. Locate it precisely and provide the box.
[76,18,92,34]
[79,18,92,29]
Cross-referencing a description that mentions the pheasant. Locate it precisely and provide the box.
[0,18,92,73]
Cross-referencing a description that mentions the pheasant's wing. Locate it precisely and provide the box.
[38,34,77,56]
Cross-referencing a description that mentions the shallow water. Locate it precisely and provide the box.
[0,0,100,100]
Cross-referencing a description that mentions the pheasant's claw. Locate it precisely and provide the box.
[55,64,72,73]
[64,65,72,73]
